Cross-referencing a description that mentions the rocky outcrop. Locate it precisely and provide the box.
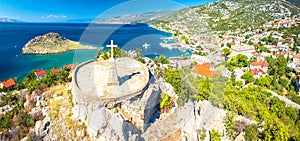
[86,107,138,140]
[143,100,228,141]
[71,73,162,140]
[22,32,99,55]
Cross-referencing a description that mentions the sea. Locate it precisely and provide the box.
[0,23,191,82]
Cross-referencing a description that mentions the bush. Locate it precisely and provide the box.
[160,93,173,109]
[210,129,221,141]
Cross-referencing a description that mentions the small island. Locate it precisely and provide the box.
[22,32,100,55]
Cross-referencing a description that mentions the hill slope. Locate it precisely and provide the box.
[100,0,300,33]
[149,0,300,33]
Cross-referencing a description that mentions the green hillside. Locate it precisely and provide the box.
[150,0,300,32]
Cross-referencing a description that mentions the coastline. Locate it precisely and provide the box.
[149,23,196,52]
[1,23,191,81]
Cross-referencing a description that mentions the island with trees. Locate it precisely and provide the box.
[22,32,100,55]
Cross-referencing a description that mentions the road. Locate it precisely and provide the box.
[267,90,300,109]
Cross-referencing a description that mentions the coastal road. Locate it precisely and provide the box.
[267,90,300,110]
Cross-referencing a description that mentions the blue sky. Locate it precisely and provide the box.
[0,0,216,22]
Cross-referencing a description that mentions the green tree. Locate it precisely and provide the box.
[277,56,288,76]
[210,129,221,141]
[197,78,212,100]
[244,124,260,141]
[241,71,255,83]
[225,112,237,140]
[160,93,173,109]
[154,56,169,64]
[263,118,289,141]
[222,48,231,56]
[0,112,13,130]
[254,77,271,88]
[228,54,249,68]
[279,77,290,88]
[226,42,232,48]
[135,48,143,59]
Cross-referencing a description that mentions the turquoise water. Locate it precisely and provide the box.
[0,23,191,81]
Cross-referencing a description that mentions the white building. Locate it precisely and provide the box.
[231,45,255,56]
[191,54,212,64]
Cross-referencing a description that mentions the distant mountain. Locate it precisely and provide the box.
[94,12,171,24]
[66,18,94,23]
[100,0,300,33]
[149,0,300,32]
[0,17,22,23]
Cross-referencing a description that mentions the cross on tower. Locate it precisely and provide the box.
[107,40,118,59]
[106,40,119,86]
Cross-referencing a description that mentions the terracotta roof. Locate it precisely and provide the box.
[51,69,61,73]
[294,54,300,59]
[275,53,285,57]
[193,63,215,78]
[251,68,266,75]
[281,21,290,24]
[200,62,212,69]
[35,70,46,77]
[64,64,74,69]
[285,51,294,54]
[251,60,269,67]
[254,53,261,56]
[2,78,16,88]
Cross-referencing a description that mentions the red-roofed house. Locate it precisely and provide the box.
[192,62,216,78]
[250,60,269,73]
[35,70,46,79]
[269,46,280,53]
[293,54,300,64]
[251,68,267,78]
[1,78,16,90]
[253,53,264,60]
[51,69,61,73]
[64,64,74,69]
[275,53,285,58]
[281,21,291,28]
[284,51,295,58]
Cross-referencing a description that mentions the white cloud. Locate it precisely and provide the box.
[42,14,67,19]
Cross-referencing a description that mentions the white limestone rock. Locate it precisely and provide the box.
[86,107,137,140]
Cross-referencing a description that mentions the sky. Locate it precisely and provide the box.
[0,0,216,22]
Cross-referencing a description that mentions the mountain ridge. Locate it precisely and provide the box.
[98,0,300,32]
[0,17,22,23]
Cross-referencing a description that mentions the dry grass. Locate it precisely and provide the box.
[45,82,89,140]
[161,129,182,141]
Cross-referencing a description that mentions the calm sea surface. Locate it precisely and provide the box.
[0,23,191,81]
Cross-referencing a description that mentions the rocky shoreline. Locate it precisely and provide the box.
[22,32,101,55]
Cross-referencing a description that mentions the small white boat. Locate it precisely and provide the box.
[142,42,150,49]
